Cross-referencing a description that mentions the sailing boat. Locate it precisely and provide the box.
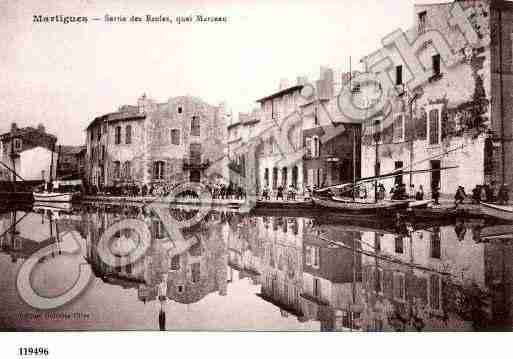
[33,144,81,203]
[312,126,420,215]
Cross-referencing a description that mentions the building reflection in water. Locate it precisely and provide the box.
[1,203,513,331]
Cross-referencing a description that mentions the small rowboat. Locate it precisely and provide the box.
[312,196,410,214]
[33,192,78,202]
[480,202,513,221]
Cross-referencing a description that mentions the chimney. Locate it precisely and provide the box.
[11,123,17,132]
[37,123,45,133]
[279,78,289,90]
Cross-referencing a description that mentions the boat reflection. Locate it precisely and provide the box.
[0,202,512,331]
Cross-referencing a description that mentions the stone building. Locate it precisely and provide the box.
[358,0,513,198]
[85,94,229,188]
[252,79,306,194]
[301,68,362,189]
[0,123,58,182]
[56,145,86,180]
[227,110,264,188]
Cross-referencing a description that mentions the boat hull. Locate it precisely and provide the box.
[33,192,76,202]
[481,202,513,221]
[312,196,409,214]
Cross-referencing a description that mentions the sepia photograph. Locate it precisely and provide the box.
[1,0,513,348]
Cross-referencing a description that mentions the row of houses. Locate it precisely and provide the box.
[228,0,513,198]
[67,0,510,199]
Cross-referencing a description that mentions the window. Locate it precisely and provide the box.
[282,167,288,187]
[272,167,278,189]
[153,161,165,180]
[115,126,121,145]
[170,129,180,145]
[314,105,319,126]
[418,11,427,33]
[393,114,405,142]
[396,65,403,85]
[395,236,404,254]
[177,106,183,114]
[123,161,131,179]
[264,168,269,187]
[113,161,121,179]
[428,108,441,145]
[125,125,132,144]
[352,83,361,94]
[191,116,200,136]
[272,139,279,154]
[305,137,312,157]
[191,262,200,283]
[393,272,406,301]
[432,54,441,77]
[312,136,320,158]
[313,278,321,298]
[305,246,320,269]
[13,138,22,151]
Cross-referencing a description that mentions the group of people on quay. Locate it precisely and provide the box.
[83,180,247,200]
[464,182,509,205]
[79,177,508,207]
[261,184,298,201]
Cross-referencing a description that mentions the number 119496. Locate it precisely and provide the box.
[18,347,49,356]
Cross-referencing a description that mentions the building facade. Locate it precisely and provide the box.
[85,95,229,188]
[359,0,513,198]
[301,68,362,188]
[56,145,86,180]
[253,80,306,194]
[0,123,58,182]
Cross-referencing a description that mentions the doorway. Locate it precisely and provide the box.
[430,160,441,190]
[394,161,404,185]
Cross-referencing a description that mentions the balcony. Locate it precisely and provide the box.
[183,158,211,170]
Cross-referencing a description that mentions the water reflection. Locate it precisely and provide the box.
[0,202,512,331]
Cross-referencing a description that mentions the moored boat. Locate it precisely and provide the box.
[406,199,432,209]
[33,201,73,212]
[33,192,77,202]
[312,196,409,214]
[480,202,513,221]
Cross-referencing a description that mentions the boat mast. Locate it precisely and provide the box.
[350,56,356,202]
[353,129,356,201]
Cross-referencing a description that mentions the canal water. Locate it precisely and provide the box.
[0,203,512,331]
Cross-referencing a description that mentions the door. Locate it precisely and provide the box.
[430,160,441,190]
[190,170,201,183]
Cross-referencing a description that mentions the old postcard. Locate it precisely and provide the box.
[1,0,513,347]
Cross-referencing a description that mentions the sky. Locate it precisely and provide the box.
[0,0,446,145]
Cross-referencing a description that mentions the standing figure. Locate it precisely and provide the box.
[454,186,467,206]
[415,185,424,200]
[432,185,440,205]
